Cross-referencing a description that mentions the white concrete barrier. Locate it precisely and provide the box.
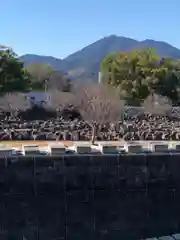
[143,233,180,239]
[158,236,175,239]
[172,233,180,239]
[48,143,66,155]
[124,143,142,153]
[92,143,118,154]
[22,145,41,156]
[69,143,91,154]
[169,142,180,151]
[0,147,13,156]
[148,142,168,152]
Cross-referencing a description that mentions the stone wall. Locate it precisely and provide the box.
[0,153,180,239]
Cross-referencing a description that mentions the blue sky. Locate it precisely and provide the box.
[1,0,179,58]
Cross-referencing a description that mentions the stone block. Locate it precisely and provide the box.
[148,142,168,152]
[158,236,174,240]
[169,142,180,151]
[0,147,13,157]
[70,143,91,154]
[22,145,41,156]
[124,143,142,153]
[48,143,66,155]
[172,233,180,239]
[117,144,126,153]
[174,144,180,150]
[93,143,118,154]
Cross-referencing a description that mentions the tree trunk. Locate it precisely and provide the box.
[8,103,13,118]
[91,124,96,145]
[122,106,124,124]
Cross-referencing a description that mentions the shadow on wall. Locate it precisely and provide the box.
[0,153,180,239]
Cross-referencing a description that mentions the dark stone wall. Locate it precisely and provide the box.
[0,153,180,240]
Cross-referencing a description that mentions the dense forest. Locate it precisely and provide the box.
[101,48,180,104]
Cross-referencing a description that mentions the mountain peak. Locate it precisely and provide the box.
[20,35,180,82]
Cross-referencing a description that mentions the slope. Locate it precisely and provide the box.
[20,35,180,82]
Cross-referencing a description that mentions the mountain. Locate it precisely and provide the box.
[20,54,64,71]
[20,35,180,82]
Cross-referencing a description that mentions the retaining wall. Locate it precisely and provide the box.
[0,153,180,239]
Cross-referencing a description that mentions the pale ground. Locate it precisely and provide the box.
[0,141,73,148]
[0,140,178,148]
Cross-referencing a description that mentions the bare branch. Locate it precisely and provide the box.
[50,90,76,110]
[74,84,124,124]
[142,93,172,116]
[0,93,30,112]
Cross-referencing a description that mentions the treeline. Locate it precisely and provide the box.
[100,48,180,105]
[0,45,71,95]
[1,45,180,106]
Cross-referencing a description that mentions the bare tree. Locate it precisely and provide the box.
[142,93,172,116]
[48,71,71,92]
[74,84,124,144]
[50,90,76,111]
[0,93,30,115]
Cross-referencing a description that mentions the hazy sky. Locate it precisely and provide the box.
[1,0,179,58]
